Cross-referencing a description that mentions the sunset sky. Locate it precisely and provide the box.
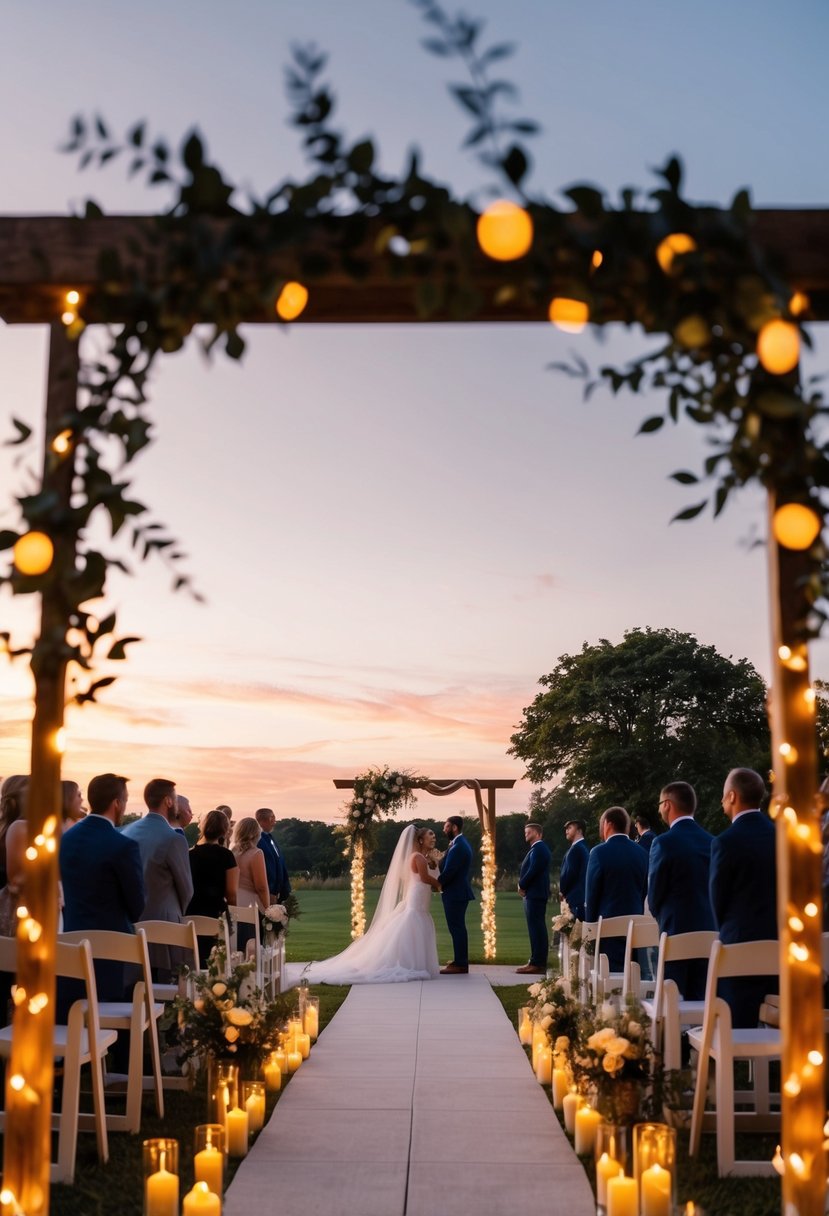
[1,1,828,822]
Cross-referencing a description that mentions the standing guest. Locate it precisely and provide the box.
[634,814,656,855]
[61,780,87,833]
[232,817,270,954]
[60,774,145,1010]
[709,767,778,1027]
[174,794,193,837]
[516,821,552,975]
[438,815,475,974]
[123,778,193,978]
[585,806,648,972]
[559,819,589,921]
[255,807,291,903]
[187,809,239,965]
[647,781,715,999]
[0,775,29,898]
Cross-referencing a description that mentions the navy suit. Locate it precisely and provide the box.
[519,839,552,967]
[585,834,648,971]
[709,810,778,1027]
[60,814,146,1042]
[559,838,589,921]
[439,834,475,967]
[637,830,656,856]
[258,832,291,902]
[648,817,715,999]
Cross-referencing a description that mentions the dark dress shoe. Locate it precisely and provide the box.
[440,964,469,974]
[515,964,546,974]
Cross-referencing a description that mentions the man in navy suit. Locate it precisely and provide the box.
[60,773,146,1065]
[635,815,657,856]
[585,806,648,971]
[438,816,475,974]
[647,780,715,999]
[256,807,292,903]
[559,819,589,921]
[709,767,778,1027]
[516,821,552,974]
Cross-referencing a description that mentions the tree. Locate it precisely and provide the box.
[509,627,770,834]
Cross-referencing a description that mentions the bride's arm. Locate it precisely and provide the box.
[412,853,440,891]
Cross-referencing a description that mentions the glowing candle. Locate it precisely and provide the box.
[145,1169,179,1216]
[574,1105,602,1155]
[295,1031,311,1060]
[286,1050,302,1073]
[562,1090,580,1135]
[641,1163,672,1216]
[193,1144,223,1196]
[535,1046,552,1086]
[182,1182,221,1215]
[518,1008,533,1045]
[596,1152,624,1208]
[273,1049,288,1073]
[606,1175,638,1216]
[552,1068,569,1109]
[225,1107,249,1158]
[244,1083,266,1133]
[304,1004,319,1040]
[264,1056,282,1092]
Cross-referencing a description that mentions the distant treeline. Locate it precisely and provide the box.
[271,814,574,882]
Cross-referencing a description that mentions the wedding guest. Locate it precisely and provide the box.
[174,793,193,837]
[634,814,656,855]
[709,767,778,1027]
[255,807,291,903]
[232,817,270,952]
[584,806,648,971]
[187,809,238,965]
[516,821,552,974]
[61,779,86,832]
[559,819,589,921]
[0,775,29,896]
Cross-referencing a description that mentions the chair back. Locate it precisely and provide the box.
[651,929,719,1011]
[186,914,232,964]
[621,915,659,998]
[0,933,105,1045]
[136,919,199,973]
[228,905,262,983]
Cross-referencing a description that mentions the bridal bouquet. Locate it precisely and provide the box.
[261,893,300,937]
[170,944,291,1069]
[551,896,576,934]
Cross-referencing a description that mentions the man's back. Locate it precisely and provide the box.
[709,811,777,944]
[60,814,145,933]
[123,812,193,922]
[585,834,648,920]
[648,818,715,936]
[560,838,589,919]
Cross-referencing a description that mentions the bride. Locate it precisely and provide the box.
[303,825,441,984]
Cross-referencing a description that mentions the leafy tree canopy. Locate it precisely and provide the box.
[508,627,770,834]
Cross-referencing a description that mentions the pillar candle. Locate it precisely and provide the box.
[552,1068,569,1110]
[193,1145,223,1196]
[535,1046,552,1086]
[574,1105,602,1155]
[596,1152,624,1209]
[304,1006,319,1039]
[245,1088,266,1134]
[264,1058,282,1092]
[145,1169,178,1216]
[641,1163,672,1216]
[225,1107,249,1158]
[286,1050,302,1073]
[518,1011,533,1046]
[295,1032,311,1060]
[562,1090,580,1135]
[606,1175,637,1216]
[182,1182,221,1216]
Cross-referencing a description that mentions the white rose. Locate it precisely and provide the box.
[212,982,227,997]
[627,1020,642,1037]
[528,983,542,997]
[541,1003,554,1016]
[600,1002,615,1020]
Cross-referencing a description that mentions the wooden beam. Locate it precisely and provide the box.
[1,209,828,323]
[332,778,516,791]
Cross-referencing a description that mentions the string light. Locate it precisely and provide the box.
[656,232,696,274]
[350,839,366,940]
[772,502,822,550]
[789,291,810,317]
[51,429,73,455]
[275,281,309,321]
[757,318,800,374]
[772,1145,785,1175]
[805,902,819,918]
[27,993,48,1015]
[476,200,533,261]
[590,250,603,271]
[779,742,799,764]
[548,297,589,333]
[12,532,54,576]
[480,830,497,959]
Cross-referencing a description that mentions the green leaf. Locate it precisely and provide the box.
[0,530,19,550]
[421,38,451,56]
[670,471,699,485]
[638,415,665,434]
[479,42,515,67]
[7,418,32,446]
[225,331,245,360]
[656,155,682,193]
[450,86,485,117]
[502,144,529,186]
[107,636,141,661]
[182,131,205,172]
[129,121,146,148]
[672,501,707,522]
[730,187,752,220]
[563,185,605,218]
[349,140,375,175]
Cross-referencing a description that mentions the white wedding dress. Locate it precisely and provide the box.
[304,825,440,984]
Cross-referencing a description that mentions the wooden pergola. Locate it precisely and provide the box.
[1,203,828,1213]
[332,776,516,840]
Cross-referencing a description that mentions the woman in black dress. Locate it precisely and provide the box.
[187,808,239,965]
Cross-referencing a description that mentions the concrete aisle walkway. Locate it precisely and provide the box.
[224,975,595,1216]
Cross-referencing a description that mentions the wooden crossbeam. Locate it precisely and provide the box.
[1,209,828,323]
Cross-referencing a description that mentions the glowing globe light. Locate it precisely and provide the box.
[13,531,54,575]
[656,233,696,274]
[772,502,821,550]
[591,249,603,270]
[275,281,309,321]
[65,289,80,306]
[757,319,800,374]
[476,200,533,261]
[674,314,709,349]
[789,291,810,317]
[548,297,589,334]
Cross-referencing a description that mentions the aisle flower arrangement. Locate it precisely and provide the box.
[572,998,658,1123]
[551,896,576,935]
[525,975,585,1051]
[171,944,292,1073]
[261,892,301,938]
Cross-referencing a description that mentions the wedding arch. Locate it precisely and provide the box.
[333,775,515,955]
[0,16,828,1212]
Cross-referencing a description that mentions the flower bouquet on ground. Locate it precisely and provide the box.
[169,942,292,1075]
[572,997,660,1123]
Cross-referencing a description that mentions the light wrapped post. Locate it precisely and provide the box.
[2,321,79,1215]
[350,838,366,939]
[767,492,826,1215]
[480,828,497,959]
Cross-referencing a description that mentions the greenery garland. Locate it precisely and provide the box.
[342,767,420,853]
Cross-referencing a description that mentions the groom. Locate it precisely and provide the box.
[439,815,475,974]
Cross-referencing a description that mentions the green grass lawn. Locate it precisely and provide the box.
[286,889,534,966]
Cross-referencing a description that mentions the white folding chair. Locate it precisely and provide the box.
[688,939,781,1176]
[592,914,652,1006]
[621,915,660,1000]
[136,919,200,1090]
[186,914,232,971]
[576,921,598,1004]
[641,930,718,1069]
[60,927,164,1132]
[0,936,117,1183]
[228,904,262,984]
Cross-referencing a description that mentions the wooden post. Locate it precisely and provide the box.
[2,321,79,1216]
[767,492,826,1215]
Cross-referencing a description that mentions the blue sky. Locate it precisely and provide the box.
[1,1,827,821]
